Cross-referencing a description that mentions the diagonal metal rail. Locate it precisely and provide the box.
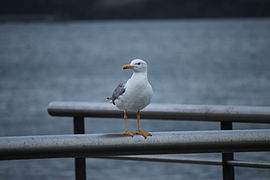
[0,130,270,160]
[94,155,270,168]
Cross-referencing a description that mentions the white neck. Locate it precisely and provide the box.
[131,71,148,81]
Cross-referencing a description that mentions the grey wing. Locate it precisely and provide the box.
[107,83,126,105]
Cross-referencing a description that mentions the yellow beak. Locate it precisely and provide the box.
[122,64,134,69]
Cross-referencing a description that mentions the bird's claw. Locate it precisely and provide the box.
[136,130,152,139]
[123,130,136,137]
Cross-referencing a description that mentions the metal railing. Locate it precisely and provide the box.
[48,102,270,123]
[47,102,270,180]
[0,102,270,180]
[1,130,270,159]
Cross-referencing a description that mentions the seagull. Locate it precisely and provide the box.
[107,59,153,138]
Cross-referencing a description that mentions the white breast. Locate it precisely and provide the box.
[115,73,153,112]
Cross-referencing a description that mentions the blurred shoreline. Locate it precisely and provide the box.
[1,15,270,23]
[1,0,270,22]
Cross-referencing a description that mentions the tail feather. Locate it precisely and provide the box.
[106,97,113,103]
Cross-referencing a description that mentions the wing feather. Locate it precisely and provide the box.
[107,83,126,105]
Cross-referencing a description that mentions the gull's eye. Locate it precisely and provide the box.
[137,62,141,65]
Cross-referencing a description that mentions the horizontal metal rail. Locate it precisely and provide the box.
[48,102,270,123]
[46,102,270,180]
[0,130,270,160]
[94,155,270,168]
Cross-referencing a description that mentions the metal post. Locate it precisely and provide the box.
[74,116,86,180]
[220,121,235,180]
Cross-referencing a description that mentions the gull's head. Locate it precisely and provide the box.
[122,59,147,73]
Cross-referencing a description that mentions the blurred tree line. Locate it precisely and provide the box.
[0,0,270,20]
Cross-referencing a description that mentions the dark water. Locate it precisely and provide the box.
[0,19,270,180]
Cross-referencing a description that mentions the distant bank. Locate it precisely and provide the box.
[1,0,270,21]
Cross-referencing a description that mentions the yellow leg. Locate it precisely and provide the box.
[123,111,135,137]
[136,111,152,139]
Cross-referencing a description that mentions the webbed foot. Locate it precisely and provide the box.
[123,130,136,137]
[136,129,152,139]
